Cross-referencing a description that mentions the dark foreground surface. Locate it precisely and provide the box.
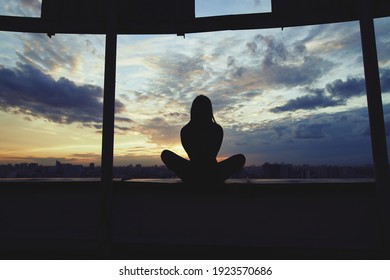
[0,179,387,260]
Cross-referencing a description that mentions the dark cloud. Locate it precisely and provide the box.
[270,87,342,112]
[242,35,334,88]
[326,76,366,100]
[242,91,262,99]
[257,34,289,62]
[115,116,133,123]
[0,63,125,127]
[82,123,102,130]
[226,56,245,78]
[268,62,390,115]
[115,99,127,114]
[380,68,390,93]
[273,125,291,140]
[114,125,134,135]
[262,55,333,88]
[295,123,329,139]
[163,111,188,119]
[384,104,390,136]
[246,42,258,54]
[270,75,368,113]
[221,106,376,165]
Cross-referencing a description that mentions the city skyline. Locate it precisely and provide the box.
[0,1,389,167]
[0,160,376,179]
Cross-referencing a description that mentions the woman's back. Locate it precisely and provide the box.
[181,121,223,165]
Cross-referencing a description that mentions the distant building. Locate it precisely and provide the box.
[0,161,376,179]
[55,161,83,178]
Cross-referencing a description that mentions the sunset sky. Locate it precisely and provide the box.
[0,0,389,167]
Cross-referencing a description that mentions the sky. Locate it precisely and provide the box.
[0,0,389,167]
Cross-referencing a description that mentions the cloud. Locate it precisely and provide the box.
[326,76,366,100]
[220,105,376,165]
[295,123,329,139]
[116,116,134,123]
[17,33,79,74]
[20,0,41,13]
[297,22,363,56]
[129,33,335,121]
[69,153,100,160]
[386,121,390,136]
[270,87,343,112]
[150,52,209,99]
[5,0,41,17]
[246,42,257,54]
[251,35,334,88]
[270,75,368,113]
[204,34,335,109]
[375,18,390,66]
[117,31,339,136]
[0,63,116,128]
[115,99,128,114]
[268,66,390,113]
[115,30,374,161]
[273,125,291,140]
[380,68,390,93]
[138,117,182,146]
[384,105,390,136]
[114,32,340,155]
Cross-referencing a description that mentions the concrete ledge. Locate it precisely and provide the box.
[0,180,383,259]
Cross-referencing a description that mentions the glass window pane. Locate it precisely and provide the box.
[0,31,105,178]
[375,16,390,163]
[115,20,374,180]
[0,0,41,17]
[196,0,272,18]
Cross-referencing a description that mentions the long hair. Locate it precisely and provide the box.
[190,95,217,124]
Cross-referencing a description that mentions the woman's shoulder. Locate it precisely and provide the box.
[213,122,223,131]
[182,121,222,132]
[180,122,191,134]
[208,122,223,136]
[181,121,190,129]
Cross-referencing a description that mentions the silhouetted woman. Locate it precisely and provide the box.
[161,95,246,185]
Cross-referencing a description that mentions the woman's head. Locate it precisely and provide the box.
[190,95,216,123]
